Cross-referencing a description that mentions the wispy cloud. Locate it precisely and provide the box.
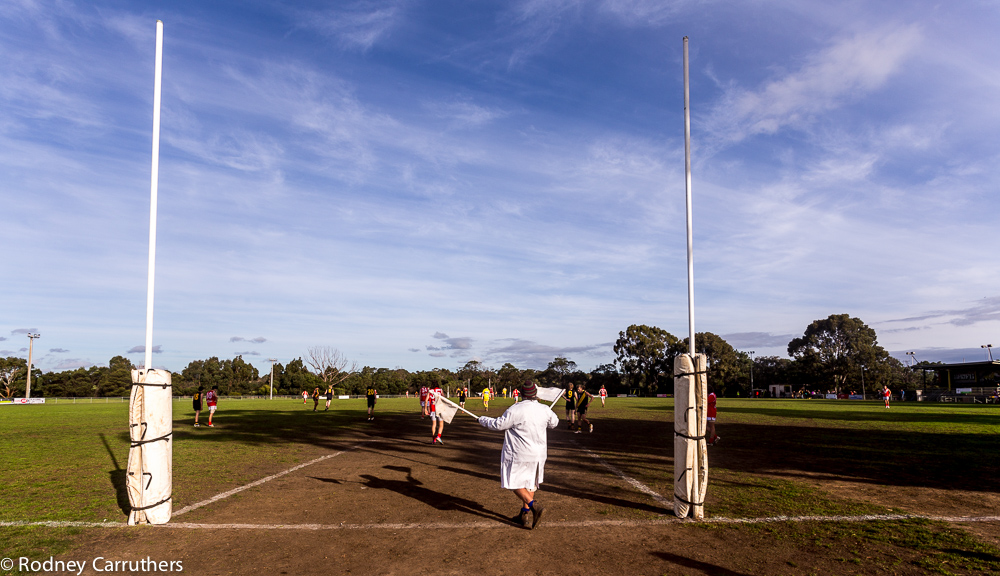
[297,1,402,52]
[230,336,268,343]
[11,329,38,335]
[235,351,261,356]
[721,332,796,349]
[424,332,474,357]
[51,358,93,371]
[127,345,163,354]
[883,296,1000,327]
[703,25,923,148]
[48,348,69,353]
[426,99,509,129]
[597,0,694,26]
[482,338,611,369]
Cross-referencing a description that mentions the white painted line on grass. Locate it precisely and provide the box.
[571,441,673,509]
[173,441,373,517]
[4,514,999,531]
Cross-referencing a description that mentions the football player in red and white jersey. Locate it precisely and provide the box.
[428,385,446,444]
[206,386,219,428]
[512,388,520,403]
[419,385,430,418]
[599,385,608,407]
[707,384,719,446]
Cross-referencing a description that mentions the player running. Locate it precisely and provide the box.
[458,386,467,409]
[574,384,594,433]
[429,384,445,443]
[482,387,491,411]
[324,386,333,411]
[599,385,607,407]
[367,386,378,421]
[512,388,520,403]
[312,387,321,412]
[206,386,219,427]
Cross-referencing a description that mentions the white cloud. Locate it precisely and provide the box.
[51,358,94,371]
[297,1,402,52]
[703,25,923,147]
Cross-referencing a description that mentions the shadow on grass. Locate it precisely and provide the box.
[942,548,1000,563]
[650,551,753,575]
[99,433,130,516]
[357,465,513,525]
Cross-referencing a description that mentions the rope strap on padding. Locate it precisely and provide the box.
[129,495,172,512]
[673,492,705,508]
[130,432,172,447]
[674,369,708,378]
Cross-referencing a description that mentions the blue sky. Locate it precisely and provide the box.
[2,0,998,374]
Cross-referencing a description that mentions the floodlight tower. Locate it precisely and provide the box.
[905,351,916,366]
[268,358,278,400]
[982,344,993,361]
[25,333,40,399]
[748,350,755,395]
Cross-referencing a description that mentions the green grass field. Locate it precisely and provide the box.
[2,397,999,574]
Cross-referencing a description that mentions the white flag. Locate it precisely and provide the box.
[536,386,564,404]
[433,395,459,424]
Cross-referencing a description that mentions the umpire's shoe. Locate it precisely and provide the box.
[530,503,545,529]
[512,508,529,528]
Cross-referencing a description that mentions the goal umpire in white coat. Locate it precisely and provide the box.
[478,380,559,529]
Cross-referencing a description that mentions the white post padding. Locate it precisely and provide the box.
[127,368,173,525]
[673,353,707,519]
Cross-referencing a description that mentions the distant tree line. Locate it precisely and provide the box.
[0,314,948,399]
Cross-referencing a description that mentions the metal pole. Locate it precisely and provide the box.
[683,37,696,356]
[749,350,755,394]
[144,20,164,371]
[26,333,40,399]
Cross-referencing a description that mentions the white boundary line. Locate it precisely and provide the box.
[4,514,999,531]
[173,441,373,517]
[571,441,673,509]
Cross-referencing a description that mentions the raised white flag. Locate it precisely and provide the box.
[536,386,564,404]
[432,393,460,424]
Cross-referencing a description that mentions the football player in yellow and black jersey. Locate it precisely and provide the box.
[366,387,377,421]
[192,386,204,427]
[563,385,576,429]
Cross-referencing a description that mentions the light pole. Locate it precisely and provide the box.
[905,351,916,366]
[982,344,993,361]
[748,350,755,396]
[268,358,277,400]
[25,333,40,399]
[860,366,866,400]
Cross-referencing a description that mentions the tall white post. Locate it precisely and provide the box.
[269,358,277,400]
[144,20,164,370]
[674,36,706,521]
[683,36,696,356]
[26,333,40,399]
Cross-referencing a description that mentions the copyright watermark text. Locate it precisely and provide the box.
[2,556,183,573]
